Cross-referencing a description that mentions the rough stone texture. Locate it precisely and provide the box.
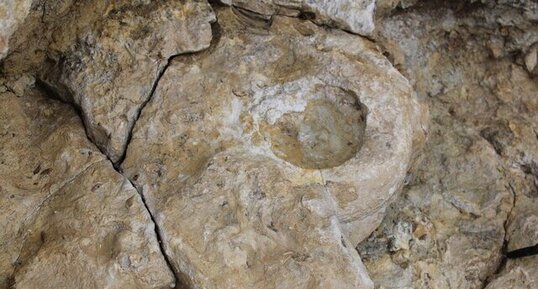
[358,1,538,288]
[3,0,216,163]
[485,256,538,289]
[0,76,174,289]
[121,7,424,289]
[220,0,376,36]
[1,0,537,288]
[0,0,32,60]
[375,0,418,17]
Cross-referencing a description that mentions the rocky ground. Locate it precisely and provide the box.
[0,0,537,289]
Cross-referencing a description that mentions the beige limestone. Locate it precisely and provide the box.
[1,0,536,288]
[359,2,538,288]
[0,0,32,60]
[9,0,216,163]
[0,77,174,289]
[221,0,376,36]
[122,7,423,288]
[524,43,538,75]
[485,256,538,289]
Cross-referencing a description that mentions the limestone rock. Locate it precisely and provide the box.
[122,7,423,288]
[221,0,376,36]
[485,257,538,289]
[376,0,419,17]
[161,151,375,289]
[2,0,536,288]
[506,193,538,252]
[524,43,538,75]
[0,0,32,60]
[9,0,216,163]
[359,3,538,288]
[0,77,174,289]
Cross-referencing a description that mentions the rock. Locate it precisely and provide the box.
[221,0,376,36]
[0,79,174,289]
[0,0,32,60]
[358,121,513,289]
[0,0,535,287]
[121,7,423,289]
[160,151,375,289]
[485,256,538,289]
[524,43,538,75]
[359,3,537,289]
[487,36,505,59]
[506,193,538,252]
[4,74,34,97]
[7,0,216,163]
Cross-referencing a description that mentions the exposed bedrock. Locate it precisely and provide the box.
[358,1,538,288]
[121,8,425,289]
[3,0,216,163]
[0,77,175,289]
[4,0,536,289]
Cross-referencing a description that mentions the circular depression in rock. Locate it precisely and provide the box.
[267,92,367,169]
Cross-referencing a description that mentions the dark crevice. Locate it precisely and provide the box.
[388,0,487,17]
[124,178,183,289]
[34,80,181,287]
[207,0,227,8]
[35,11,225,289]
[501,182,517,258]
[481,240,509,289]
[116,19,223,169]
[506,244,538,258]
[112,56,173,169]
[480,129,504,156]
[297,11,316,21]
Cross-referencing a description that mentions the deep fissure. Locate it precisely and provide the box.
[29,14,227,289]
[34,79,181,287]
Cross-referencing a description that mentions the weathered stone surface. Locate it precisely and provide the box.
[358,121,513,288]
[505,182,538,252]
[122,7,423,288]
[375,0,418,17]
[0,77,174,289]
[0,0,32,60]
[524,43,538,75]
[221,0,376,36]
[1,0,536,287]
[359,2,538,288]
[485,256,538,289]
[5,0,216,163]
[158,151,375,289]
